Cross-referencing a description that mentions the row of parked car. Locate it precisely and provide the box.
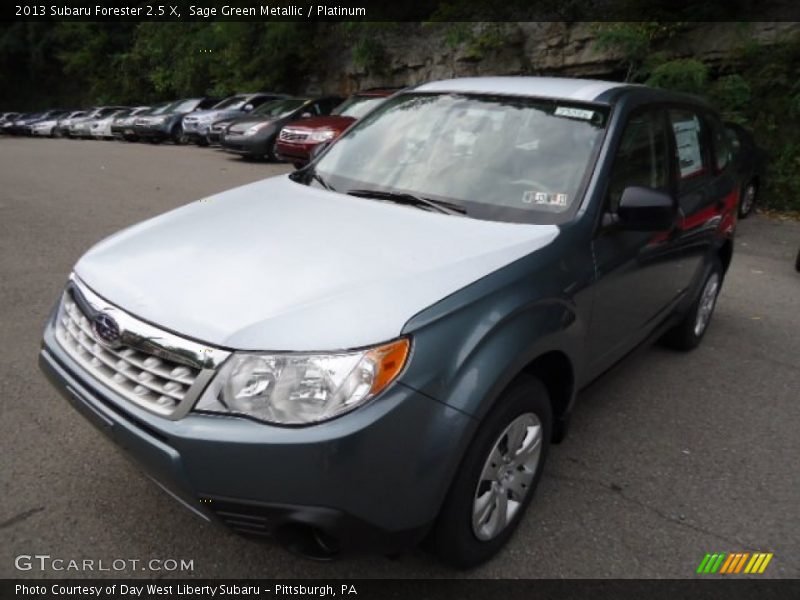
[0,88,396,167]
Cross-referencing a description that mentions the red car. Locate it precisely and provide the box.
[274,89,395,167]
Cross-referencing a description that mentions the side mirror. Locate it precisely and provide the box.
[300,112,313,119]
[243,103,254,112]
[616,186,676,231]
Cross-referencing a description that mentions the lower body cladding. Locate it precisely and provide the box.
[38,320,475,558]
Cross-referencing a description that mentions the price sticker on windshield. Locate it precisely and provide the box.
[554,106,595,120]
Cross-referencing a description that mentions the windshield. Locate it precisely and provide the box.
[165,98,199,113]
[147,103,170,115]
[252,98,307,118]
[310,93,608,224]
[333,95,386,119]
[212,95,247,110]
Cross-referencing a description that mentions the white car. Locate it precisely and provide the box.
[90,109,130,139]
[70,106,128,139]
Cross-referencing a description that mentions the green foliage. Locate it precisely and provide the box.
[343,23,394,75]
[593,22,687,81]
[0,22,318,108]
[440,23,510,60]
[646,58,709,95]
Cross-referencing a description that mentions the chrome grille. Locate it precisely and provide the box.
[279,129,308,142]
[55,276,230,419]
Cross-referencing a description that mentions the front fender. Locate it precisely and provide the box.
[399,247,591,421]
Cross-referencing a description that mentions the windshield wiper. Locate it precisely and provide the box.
[347,189,466,215]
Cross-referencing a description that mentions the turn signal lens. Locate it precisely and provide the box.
[365,338,410,396]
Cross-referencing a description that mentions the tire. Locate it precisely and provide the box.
[171,124,186,145]
[738,179,758,219]
[264,136,278,162]
[661,257,723,351]
[795,248,800,273]
[429,375,552,568]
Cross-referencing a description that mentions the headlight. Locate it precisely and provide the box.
[243,122,271,136]
[153,116,168,124]
[194,338,410,425]
[309,130,336,143]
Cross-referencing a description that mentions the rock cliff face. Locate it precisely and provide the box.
[304,22,800,93]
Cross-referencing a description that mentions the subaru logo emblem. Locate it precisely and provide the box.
[92,313,121,346]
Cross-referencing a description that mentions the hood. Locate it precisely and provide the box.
[74,176,559,351]
[226,116,278,134]
[186,108,241,122]
[283,115,355,134]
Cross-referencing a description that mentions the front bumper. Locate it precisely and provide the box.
[220,134,268,156]
[182,122,210,142]
[274,140,317,165]
[134,124,171,139]
[39,314,474,553]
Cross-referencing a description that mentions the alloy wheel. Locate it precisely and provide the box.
[472,413,543,541]
[694,272,720,337]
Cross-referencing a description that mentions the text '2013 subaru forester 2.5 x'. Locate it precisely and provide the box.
[40,77,737,568]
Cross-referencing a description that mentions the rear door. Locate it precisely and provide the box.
[665,107,735,291]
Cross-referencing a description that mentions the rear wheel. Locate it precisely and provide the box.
[661,258,723,351]
[429,375,551,568]
[738,180,758,218]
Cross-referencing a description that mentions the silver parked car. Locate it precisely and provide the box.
[69,106,128,139]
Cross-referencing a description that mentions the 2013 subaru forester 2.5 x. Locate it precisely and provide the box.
[40,77,737,568]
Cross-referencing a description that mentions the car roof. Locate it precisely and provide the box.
[414,77,633,104]
[412,76,715,110]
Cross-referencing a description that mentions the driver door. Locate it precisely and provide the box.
[588,106,681,377]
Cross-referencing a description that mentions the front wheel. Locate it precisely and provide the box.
[429,375,552,568]
[171,124,186,145]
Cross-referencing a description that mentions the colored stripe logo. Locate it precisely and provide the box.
[696,552,773,574]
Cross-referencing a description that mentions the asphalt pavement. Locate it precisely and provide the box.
[1,137,798,578]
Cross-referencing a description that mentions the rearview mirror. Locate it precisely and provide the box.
[616,186,676,231]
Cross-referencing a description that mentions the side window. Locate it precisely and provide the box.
[668,109,710,189]
[607,108,670,212]
[708,115,731,171]
[324,97,343,114]
[725,126,742,161]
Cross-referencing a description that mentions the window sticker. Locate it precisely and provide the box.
[555,106,595,120]
[672,117,704,178]
[522,191,569,207]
